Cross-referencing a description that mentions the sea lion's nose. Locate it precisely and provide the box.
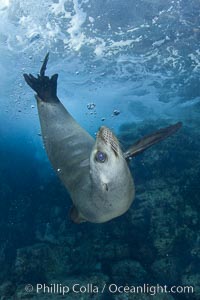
[99,125,106,131]
[97,126,107,138]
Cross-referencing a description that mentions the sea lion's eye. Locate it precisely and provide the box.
[95,151,107,163]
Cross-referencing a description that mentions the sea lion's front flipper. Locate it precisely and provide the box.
[70,206,86,224]
[124,122,182,160]
[23,53,59,103]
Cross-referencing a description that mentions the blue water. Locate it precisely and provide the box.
[0,0,200,299]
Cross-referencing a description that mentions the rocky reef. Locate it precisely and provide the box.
[0,121,199,299]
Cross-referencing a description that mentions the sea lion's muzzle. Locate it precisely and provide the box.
[97,126,120,156]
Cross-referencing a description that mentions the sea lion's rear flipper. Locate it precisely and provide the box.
[70,206,86,224]
[124,122,182,160]
[23,53,59,103]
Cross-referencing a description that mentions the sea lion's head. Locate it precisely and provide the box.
[90,126,123,190]
[89,126,134,222]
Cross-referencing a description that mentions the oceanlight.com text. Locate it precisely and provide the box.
[24,282,194,296]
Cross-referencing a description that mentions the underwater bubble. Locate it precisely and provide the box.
[113,109,120,116]
[87,102,96,110]
[89,16,94,23]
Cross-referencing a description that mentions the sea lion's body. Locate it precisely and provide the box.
[37,98,134,223]
[37,99,94,218]
[24,54,182,223]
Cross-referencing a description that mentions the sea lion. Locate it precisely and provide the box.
[24,54,182,223]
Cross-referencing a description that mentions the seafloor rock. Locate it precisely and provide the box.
[1,122,200,299]
[0,281,15,300]
[14,243,73,283]
[97,242,130,261]
[151,257,182,285]
[113,293,175,300]
[181,272,200,300]
[111,260,147,285]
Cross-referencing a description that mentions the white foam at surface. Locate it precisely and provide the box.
[94,39,106,57]
[67,0,87,51]
[50,0,71,18]
[0,0,197,77]
[93,37,142,58]
[0,0,169,60]
[0,0,10,10]
[188,51,200,72]
[0,0,199,128]
[179,97,200,108]
[153,39,166,47]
